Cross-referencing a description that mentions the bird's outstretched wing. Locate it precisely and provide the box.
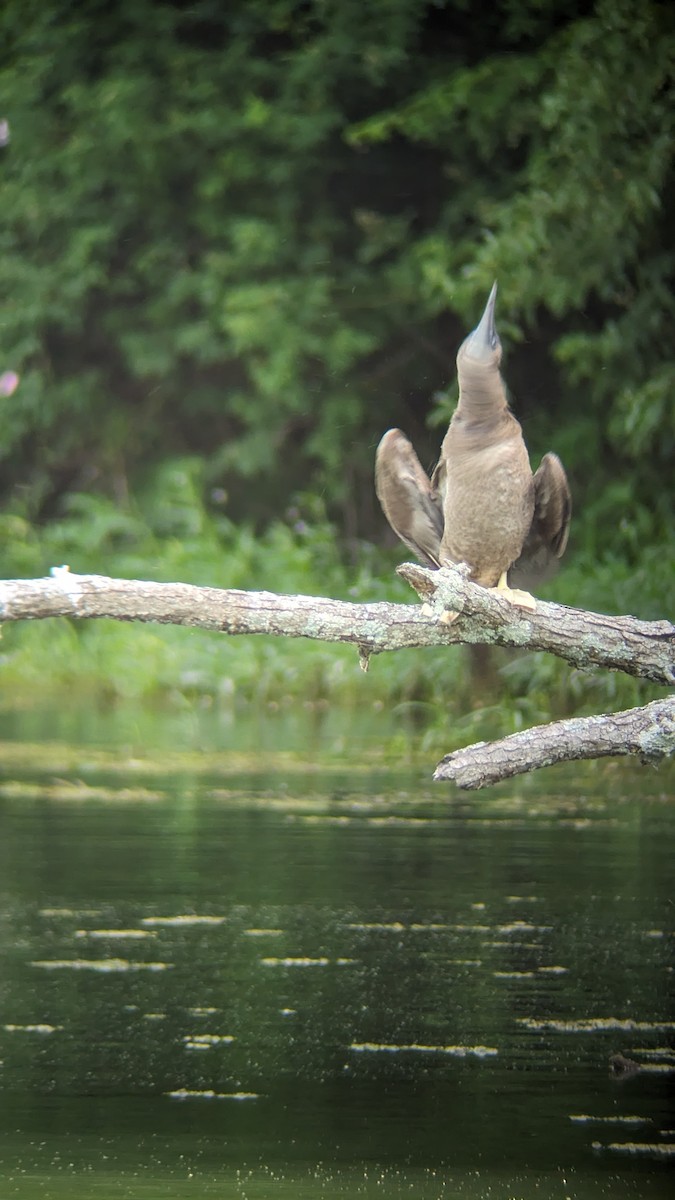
[375,429,443,568]
[509,452,571,588]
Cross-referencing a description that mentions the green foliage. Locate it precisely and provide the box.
[0,0,431,520]
[1,0,672,547]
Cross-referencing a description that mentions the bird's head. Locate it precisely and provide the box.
[457,281,502,372]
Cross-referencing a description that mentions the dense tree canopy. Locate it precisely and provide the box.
[1,0,673,560]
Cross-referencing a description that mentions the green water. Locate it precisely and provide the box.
[0,706,673,1198]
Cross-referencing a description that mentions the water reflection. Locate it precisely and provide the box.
[0,709,673,1198]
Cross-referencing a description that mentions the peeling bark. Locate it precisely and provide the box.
[0,565,673,788]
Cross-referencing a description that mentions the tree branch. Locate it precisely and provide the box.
[0,565,672,684]
[434,697,675,789]
[1,566,673,789]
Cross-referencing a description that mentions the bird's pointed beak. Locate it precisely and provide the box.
[464,281,499,362]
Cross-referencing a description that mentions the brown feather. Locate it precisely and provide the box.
[508,452,572,587]
[375,429,443,568]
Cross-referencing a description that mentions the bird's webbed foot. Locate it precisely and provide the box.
[490,571,537,612]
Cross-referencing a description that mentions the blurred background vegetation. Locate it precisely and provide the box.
[1,0,673,718]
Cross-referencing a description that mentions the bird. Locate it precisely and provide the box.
[375,282,571,609]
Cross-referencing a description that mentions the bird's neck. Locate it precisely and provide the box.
[456,360,508,420]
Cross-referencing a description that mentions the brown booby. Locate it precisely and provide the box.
[375,283,571,608]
